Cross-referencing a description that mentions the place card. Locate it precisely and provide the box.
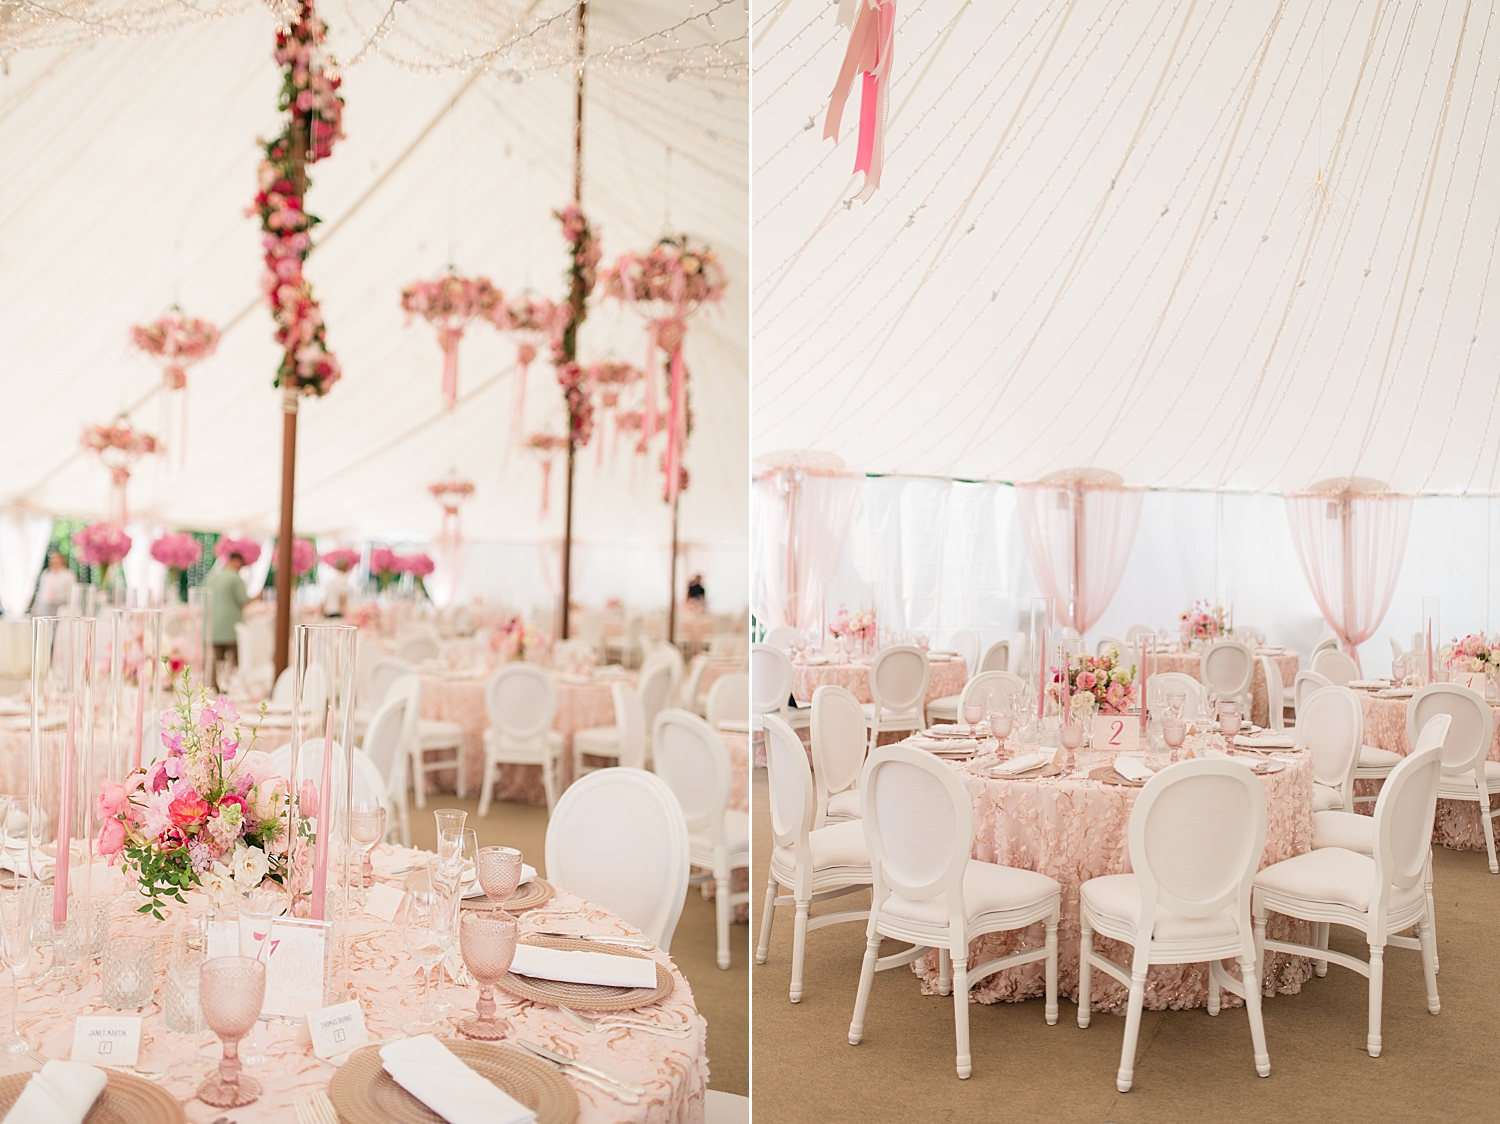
[365,882,406,922]
[71,1016,141,1067]
[262,917,331,1020]
[305,999,368,1061]
[1093,714,1141,754]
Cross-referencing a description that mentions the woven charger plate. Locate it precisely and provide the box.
[330,1041,577,1124]
[978,761,1063,781]
[461,877,556,913]
[1089,765,1149,787]
[500,936,675,1011]
[0,1069,185,1124]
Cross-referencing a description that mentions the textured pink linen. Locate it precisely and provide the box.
[5,845,707,1124]
[1358,693,1500,851]
[1152,649,1299,727]
[1015,484,1143,634]
[697,660,740,701]
[0,726,27,794]
[1284,491,1413,672]
[419,671,625,805]
[720,730,749,815]
[914,747,1315,1012]
[790,657,967,707]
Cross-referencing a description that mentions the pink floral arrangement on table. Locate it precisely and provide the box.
[74,522,132,587]
[828,603,876,644]
[1059,649,1137,715]
[1179,600,1229,643]
[346,602,378,630]
[214,537,263,565]
[150,532,202,572]
[275,537,318,576]
[130,314,220,390]
[1448,634,1500,672]
[251,0,345,397]
[489,615,545,663]
[96,675,304,918]
[320,547,359,571]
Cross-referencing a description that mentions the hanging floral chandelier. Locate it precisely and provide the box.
[488,294,569,448]
[400,273,504,410]
[130,311,219,470]
[80,418,161,526]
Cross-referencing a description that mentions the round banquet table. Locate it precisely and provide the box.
[3,845,708,1124]
[419,668,629,806]
[790,655,968,708]
[1359,691,1500,851]
[1150,648,1299,727]
[915,743,1316,1013]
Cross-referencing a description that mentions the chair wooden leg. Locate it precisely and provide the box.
[714,873,731,970]
[1077,918,1094,1029]
[1241,955,1271,1076]
[476,758,494,818]
[1424,851,1439,973]
[1480,796,1499,874]
[790,899,810,1003]
[1044,917,1059,1025]
[848,928,880,1045]
[755,878,777,964]
[952,951,971,1079]
[938,947,952,996]
[412,749,428,809]
[1117,969,1147,1092]
[1367,943,1385,1057]
[1314,921,1329,977]
[1207,959,1222,1016]
[1419,918,1441,1015]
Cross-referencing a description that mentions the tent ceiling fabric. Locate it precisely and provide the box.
[752,0,1500,495]
[0,0,746,548]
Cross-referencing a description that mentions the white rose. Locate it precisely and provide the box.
[202,861,235,906]
[234,845,270,890]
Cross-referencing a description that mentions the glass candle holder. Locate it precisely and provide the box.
[102,935,155,1009]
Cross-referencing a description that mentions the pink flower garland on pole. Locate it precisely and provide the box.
[80,419,161,526]
[400,274,504,411]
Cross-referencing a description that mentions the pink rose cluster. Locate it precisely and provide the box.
[1060,649,1137,715]
[828,603,876,643]
[400,274,503,326]
[370,548,434,578]
[130,315,219,388]
[1448,633,1500,672]
[320,547,360,571]
[214,537,263,565]
[149,531,202,571]
[74,522,132,567]
[80,421,159,458]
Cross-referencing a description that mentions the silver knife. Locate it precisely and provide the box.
[517,1040,647,1095]
[532,930,655,948]
[520,1050,640,1104]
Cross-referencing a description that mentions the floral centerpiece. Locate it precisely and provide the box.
[274,537,318,577]
[1179,600,1229,644]
[1059,648,1138,715]
[320,547,360,571]
[96,675,301,918]
[150,531,202,597]
[74,523,132,588]
[1447,633,1500,671]
[489,615,545,663]
[214,537,263,565]
[828,604,877,648]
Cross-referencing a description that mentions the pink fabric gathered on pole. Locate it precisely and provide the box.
[1015,483,1143,634]
[751,468,861,633]
[1284,490,1413,673]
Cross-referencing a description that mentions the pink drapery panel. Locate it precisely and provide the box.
[1284,491,1413,671]
[751,470,861,632]
[1015,484,1143,634]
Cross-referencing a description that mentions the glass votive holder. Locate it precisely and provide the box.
[80,899,111,960]
[164,957,204,1033]
[102,936,156,1009]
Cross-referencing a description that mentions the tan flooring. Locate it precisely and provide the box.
[751,769,1500,1122]
[407,794,748,1095]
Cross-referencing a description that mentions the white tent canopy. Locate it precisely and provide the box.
[753,0,1500,494]
[0,0,747,557]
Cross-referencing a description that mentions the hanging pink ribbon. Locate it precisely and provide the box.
[663,345,687,504]
[643,322,661,438]
[539,459,552,518]
[109,466,131,527]
[438,326,464,411]
[823,0,896,202]
[512,343,537,449]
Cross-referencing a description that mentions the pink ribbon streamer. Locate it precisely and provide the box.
[643,323,661,438]
[438,326,464,411]
[539,459,552,518]
[823,0,896,202]
[511,344,536,451]
[663,345,687,504]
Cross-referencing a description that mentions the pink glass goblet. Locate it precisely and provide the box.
[476,847,525,910]
[196,957,266,1108]
[457,911,518,1041]
[1163,719,1187,762]
[1218,702,1241,739]
[961,701,984,733]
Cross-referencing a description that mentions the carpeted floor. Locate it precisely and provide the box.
[408,795,748,1095]
[750,769,1500,1123]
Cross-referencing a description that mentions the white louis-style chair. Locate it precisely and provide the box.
[810,685,868,827]
[1078,757,1270,1092]
[863,645,930,751]
[359,675,419,845]
[1300,686,1364,814]
[849,744,1060,1080]
[570,681,648,779]
[1311,636,1339,661]
[1146,672,1205,717]
[705,672,749,732]
[943,629,981,676]
[653,709,749,970]
[979,638,1011,674]
[1312,646,1361,687]
[1408,683,1499,873]
[478,665,566,815]
[757,714,872,1003]
[1253,731,1448,1058]
[545,767,690,952]
[1201,640,1255,717]
[396,632,440,665]
[1006,632,1029,678]
[750,643,809,733]
[1294,669,1333,712]
[927,670,1024,726]
[1262,655,1291,732]
[762,626,798,652]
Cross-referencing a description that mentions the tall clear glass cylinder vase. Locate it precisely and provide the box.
[186,587,214,692]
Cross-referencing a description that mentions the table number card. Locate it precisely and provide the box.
[72,1016,141,1067]
[1093,714,1141,755]
[262,917,332,1020]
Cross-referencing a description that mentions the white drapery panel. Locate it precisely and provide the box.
[0,510,53,617]
[1015,484,1143,633]
[1284,491,1414,669]
[751,470,861,632]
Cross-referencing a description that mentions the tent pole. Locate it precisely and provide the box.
[668,487,680,649]
[558,0,587,643]
[274,117,309,679]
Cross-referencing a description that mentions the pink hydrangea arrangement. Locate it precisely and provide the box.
[74,523,132,587]
[214,537,263,565]
[1179,600,1229,643]
[150,532,202,572]
[96,674,302,918]
[284,538,317,576]
[828,603,876,644]
[1060,649,1137,715]
[320,547,360,571]
[369,548,432,591]
[401,552,435,578]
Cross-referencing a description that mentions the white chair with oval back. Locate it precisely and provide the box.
[1201,640,1254,717]
[850,744,1060,1080]
[478,665,565,815]
[637,658,678,762]
[864,645,930,752]
[1294,670,1333,712]
[943,629,981,677]
[979,639,1010,674]
[810,685,868,827]
[544,767,690,952]
[757,714,872,1003]
[1007,632,1028,678]
[1408,683,1499,874]
[679,654,710,714]
[1261,655,1290,732]
[396,633,440,665]
[1146,672,1205,718]
[706,672,749,732]
[1313,647,1361,687]
[750,643,809,733]
[927,670,1024,726]
[571,681,648,779]
[1125,624,1154,645]
[1310,636,1338,660]
[1300,686,1364,814]
[653,709,749,970]
[359,676,418,845]
[1079,757,1270,1092]
[762,626,798,652]
[1253,735,1448,1057]
[367,657,416,713]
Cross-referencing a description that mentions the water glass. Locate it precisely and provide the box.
[164,917,207,1035]
[398,886,454,1035]
[476,847,524,908]
[961,700,984,731]
[197,957,267,1108]
[1217,701,1242,739]
[433,808,467,843]
[349,797,386,893]
[1163,718,1187,758]
[457,911,518,1040]
[102,935,155,1009]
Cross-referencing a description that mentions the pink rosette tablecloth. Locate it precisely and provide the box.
[915,745,1315,1013]
[3,845,708,1124]
[1151,648,1299,727]
[0,723,28,795]
[791,655,967,707]
[1359,692,1500,851]
[419,669,627,806]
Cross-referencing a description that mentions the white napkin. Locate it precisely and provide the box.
[908,735,978,752]
[1234,734,1295,749]
[461,864,537,899]
[928,723,961,734]
[991,751,1055,776]
[1376,687,1415,698]
[1112,756,1155,783]
[800,654,830,666]
[1347,680,1387,690]
[509,944,658,989]
[1204,749,1257,769]
[2,1060,107,1124]
[380,1035,536,1124]
[929,649,959,657]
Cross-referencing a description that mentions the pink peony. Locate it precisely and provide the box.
[98,818,127,859]
[168,790,211,828]
[403,553,435,577]
[369,547,398,575]
[73,522,132,567]
[321,548,359,571]
[97,780,129,819]
[300,779,320,813]
[1076,671,1097,692]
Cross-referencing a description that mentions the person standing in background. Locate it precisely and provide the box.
[205,550,257,689]
[33,550,76,616]
[686,572,707,607]
[322,555,350,618]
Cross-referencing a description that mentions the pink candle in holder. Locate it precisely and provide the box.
[310,703,334,921]
[54,699,76,923]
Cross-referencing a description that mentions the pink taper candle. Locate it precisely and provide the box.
[1062,653,1072,726]
[1139,636,1150,734]
[1427,622,1433,682]
[309,702,334,921]
[1037,626,1047,719]
[53,698,75,923]
[130,675,145,773]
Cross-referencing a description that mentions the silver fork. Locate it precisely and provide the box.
[294,1090,339,1124]
[559,1007,692,1038]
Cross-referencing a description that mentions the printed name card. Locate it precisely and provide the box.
[305,999,368,1061]
[1093,714,1141,754]
[365,882,406,922]
[72,1016,141,1067]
